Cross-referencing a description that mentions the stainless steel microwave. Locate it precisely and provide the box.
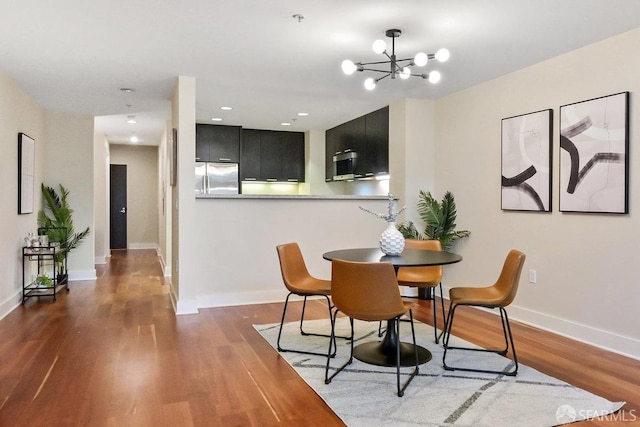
[333,151,357,181]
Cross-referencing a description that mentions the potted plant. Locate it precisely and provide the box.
[397,190,470,251]
[35,274,54,289]
[37,184,90,283]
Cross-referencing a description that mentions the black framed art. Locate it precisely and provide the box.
[501,109,553,212]
[559,92,629,214]
[18,132,35,214]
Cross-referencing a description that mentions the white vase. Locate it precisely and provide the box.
[379,221,405,256]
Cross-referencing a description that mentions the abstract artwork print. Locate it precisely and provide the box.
[501,109,552,212]
[559,92,629,214]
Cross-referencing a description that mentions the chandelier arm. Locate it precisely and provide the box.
[360,67,397,74]
[375,73,392,83]
[359,59,403,66]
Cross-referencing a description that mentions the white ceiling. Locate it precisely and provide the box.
[3,1,640,146]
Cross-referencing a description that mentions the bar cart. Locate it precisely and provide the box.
[21,227,69,303]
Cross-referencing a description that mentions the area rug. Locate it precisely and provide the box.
[254,318,624,426]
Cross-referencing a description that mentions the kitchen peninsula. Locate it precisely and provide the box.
[179,193,400,314]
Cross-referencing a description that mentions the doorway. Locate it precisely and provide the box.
[110,164,127,250]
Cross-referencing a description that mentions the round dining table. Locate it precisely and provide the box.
[323,247,462,367]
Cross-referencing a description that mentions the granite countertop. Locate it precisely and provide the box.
[196,194,390,200]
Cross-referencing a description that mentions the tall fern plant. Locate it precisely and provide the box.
[397,190,470,250]
[37,184,90,271]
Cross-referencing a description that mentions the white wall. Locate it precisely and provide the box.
[178,197,394,312]
[94,132,109,264]
[43,111,96,281]
[0,69,45,318]
[158,125,171,276]
[110,144,159,249]
[435,28,640,358]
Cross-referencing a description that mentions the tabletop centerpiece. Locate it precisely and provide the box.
[360,193,407,256]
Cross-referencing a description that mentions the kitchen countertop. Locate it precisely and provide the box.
[196,194,391,200]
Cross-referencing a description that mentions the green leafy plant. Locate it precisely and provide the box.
[35,274,53,288]
[397,190,470,250]
[37,184,90,273]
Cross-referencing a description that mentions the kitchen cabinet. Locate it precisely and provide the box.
[196,124,241,162]
[361,106,389,177]
[280,131,305,182]
[240,129,261,181]
[240,129,304,182]
[325,106,389,181]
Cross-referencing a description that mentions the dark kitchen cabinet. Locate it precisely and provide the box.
[240,129,261,181]
[325,106,389,181]
[362,106,389,177]
[281,131,305,182]
[195,124,240,162]
[260,131,281,181]
[240,129,304,182]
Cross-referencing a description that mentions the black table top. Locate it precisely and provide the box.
[322,247,462,267]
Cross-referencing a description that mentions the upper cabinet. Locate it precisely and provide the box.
[362,106,389,177]
[325,106,389,181]
[195,124,241,162]
[240,129,305,182]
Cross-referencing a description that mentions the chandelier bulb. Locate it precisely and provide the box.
[435,48,450,62]
[414,52,428,67]
[341,59,358,75]
[364,77,376,91]
[372,39,386,54]
[400,67,411,79]
[428,71,441,84]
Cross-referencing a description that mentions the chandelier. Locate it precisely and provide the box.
[341,29,449,91]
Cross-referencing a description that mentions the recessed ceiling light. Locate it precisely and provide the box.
[126,115,137,124]
[220,106,232,110]
[120,88,135,93]
[281,122,291,126]
[130,135,139,143]
[212,117,222,121]
[297,112,309,116]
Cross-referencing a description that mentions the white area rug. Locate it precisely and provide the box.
[254,318,624,426]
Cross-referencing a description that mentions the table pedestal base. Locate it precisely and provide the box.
[353,341,432,367]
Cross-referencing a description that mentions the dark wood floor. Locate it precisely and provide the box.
[0,250,638,426]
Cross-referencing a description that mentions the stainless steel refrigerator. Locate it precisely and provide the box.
[195,162,239,195]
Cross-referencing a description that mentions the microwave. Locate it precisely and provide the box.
[333,151,358,181]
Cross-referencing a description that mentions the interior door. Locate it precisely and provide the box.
[110,164,127,250]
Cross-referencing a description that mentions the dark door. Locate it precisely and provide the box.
[110,164,127,250]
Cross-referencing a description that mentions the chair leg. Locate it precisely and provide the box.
[325,313,354,384]
[277,293,337,358]
[442,303,518,376]
[397,309,419,397]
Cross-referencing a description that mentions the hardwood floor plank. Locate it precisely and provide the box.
[0,249,637,426]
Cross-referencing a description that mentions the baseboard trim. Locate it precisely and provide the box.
[0,290,22,322]
[439,284,640,360]
[128,243,158,250]
[69,269,97,281]
[506,304,640,361]
[171,289,320,316]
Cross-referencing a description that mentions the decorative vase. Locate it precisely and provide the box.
[379,221,405,256]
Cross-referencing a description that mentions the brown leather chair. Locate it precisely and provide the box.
[396,239,446,343]
[442,249,526,376]
[326,259,419,397]
[276,242,337,358]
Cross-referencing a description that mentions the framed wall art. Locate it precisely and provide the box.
[559,92,629,214]
[501,109,553,212]
[18,132,35,214]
